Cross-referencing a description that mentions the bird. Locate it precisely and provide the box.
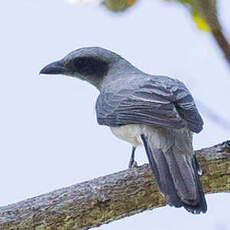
[40,47,207,214]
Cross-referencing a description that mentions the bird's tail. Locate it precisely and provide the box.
[140,128,207,214]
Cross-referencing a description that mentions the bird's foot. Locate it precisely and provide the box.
[129,146,138,168]
[128,159,138,168]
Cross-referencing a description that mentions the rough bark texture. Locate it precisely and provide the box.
[0,141,229,230]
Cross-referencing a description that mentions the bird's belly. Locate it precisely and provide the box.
[110,124,143,147]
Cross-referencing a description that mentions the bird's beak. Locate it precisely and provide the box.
[40,59,67,75]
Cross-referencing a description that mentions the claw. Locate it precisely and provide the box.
[128,146,138,168]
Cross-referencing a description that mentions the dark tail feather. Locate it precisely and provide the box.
[189,156,207,213]
[141,135,182,207]
[140,134,207,214]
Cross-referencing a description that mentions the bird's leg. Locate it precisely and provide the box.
[128,146,138,168]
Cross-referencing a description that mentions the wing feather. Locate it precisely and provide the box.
[96,75,203,133]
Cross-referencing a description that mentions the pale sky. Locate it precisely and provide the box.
[0,0,230,229]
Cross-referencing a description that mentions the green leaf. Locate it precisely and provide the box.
[191,11,210,31]
[103,0,137,12]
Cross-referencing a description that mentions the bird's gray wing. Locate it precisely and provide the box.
[172,81,203,133]
[96,76,203,133]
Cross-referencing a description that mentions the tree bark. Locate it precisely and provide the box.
[0,141,229,230]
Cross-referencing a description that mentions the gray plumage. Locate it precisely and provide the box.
[40,47,207,214]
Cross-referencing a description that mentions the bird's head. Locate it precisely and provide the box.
[40,47,123,89]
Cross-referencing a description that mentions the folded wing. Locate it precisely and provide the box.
[96,75,203,133]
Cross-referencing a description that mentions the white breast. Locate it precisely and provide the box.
[110,124,143,147]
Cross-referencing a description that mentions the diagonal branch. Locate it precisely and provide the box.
[0,141,229,230]
[196,0,230,66]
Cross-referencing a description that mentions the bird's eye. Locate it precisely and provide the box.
[73,57,85,68]
[71,57,109,77]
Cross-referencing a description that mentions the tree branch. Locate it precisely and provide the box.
[0,141,229,230]
[196,0,230,66]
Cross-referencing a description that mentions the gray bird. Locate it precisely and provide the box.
[40,47,207,214]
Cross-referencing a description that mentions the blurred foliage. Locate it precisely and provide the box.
[165,0,217,31]
[103,0,137,11]
[102,0,217,31]
[191,11,210,31]
[66,0,229,64]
